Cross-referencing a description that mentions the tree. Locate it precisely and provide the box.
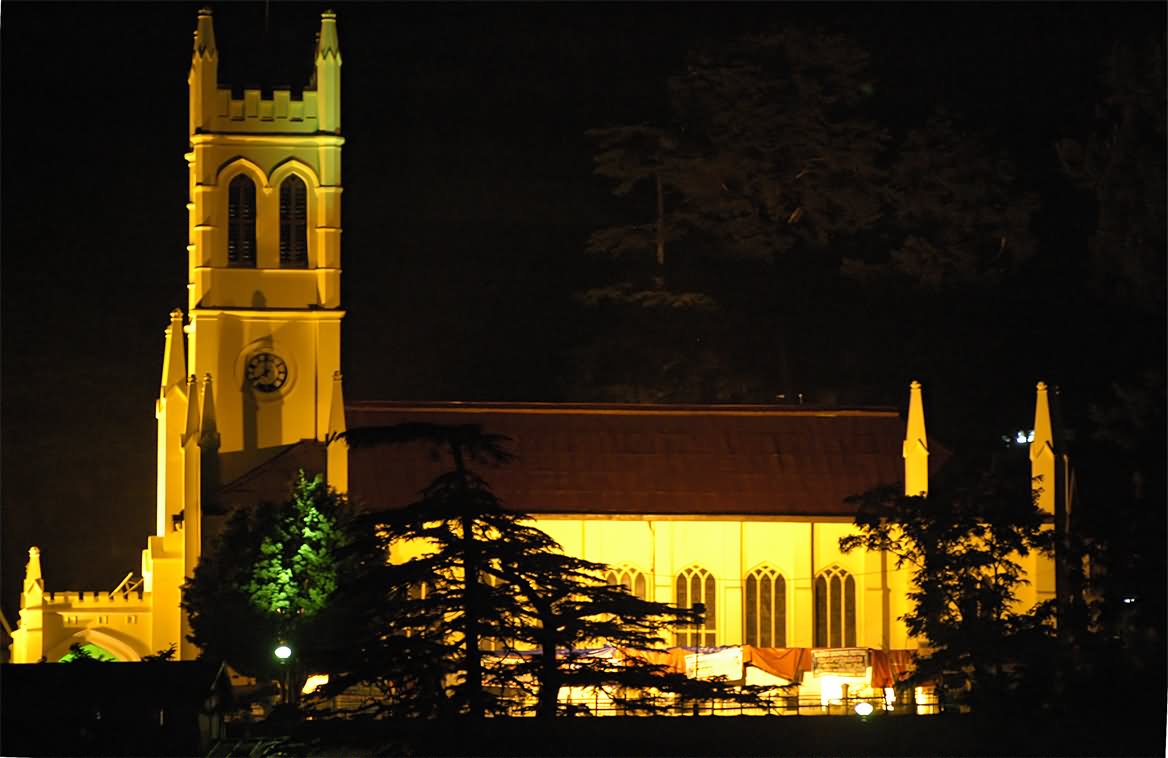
[844,109,1039,289]
[839,466,1056,713]
[490,544,780,717]
[337,423,552,718]
[183,471,370,693]
[577,30,889,402]
[337,423,779,717]
[1056,39,1166,313]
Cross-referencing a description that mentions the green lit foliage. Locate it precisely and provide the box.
[183,471,365,683]
[59,642,116,663]
[245,472,345,620]
[840,467,1056,713]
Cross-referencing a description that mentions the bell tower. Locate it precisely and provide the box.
[184,7,345,486]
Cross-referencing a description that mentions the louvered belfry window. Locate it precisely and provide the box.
[814,566,857,648]
[279,175,308,268]
[744,566,787,648]
[227,175,256,267]
[675,566,716,647]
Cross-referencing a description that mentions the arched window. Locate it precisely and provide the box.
[814,566,856,648]
[227,175,256,267]
[744,565,786,648]
[279,175,308,268]
[605,566,648,600]
[675,566,716,647]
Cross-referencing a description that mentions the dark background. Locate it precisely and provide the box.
[2,3,1161,627]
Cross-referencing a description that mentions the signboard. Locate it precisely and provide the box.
[812,648,869,677]
[685,648,743,680]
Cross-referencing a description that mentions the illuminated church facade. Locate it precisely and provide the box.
[11,9,1061,703]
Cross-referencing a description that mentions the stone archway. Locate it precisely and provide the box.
[45,627,148,663]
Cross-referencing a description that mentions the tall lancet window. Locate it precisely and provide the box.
[675,566,716,647]
[814,565,857,648]
[744,565,786,648]
[279,175,308,268]
[227,175,256,267]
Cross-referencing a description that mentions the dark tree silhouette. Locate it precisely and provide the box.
[840,468,1056,713]
[336,423,780,717]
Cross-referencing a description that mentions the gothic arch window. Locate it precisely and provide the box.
[605,565,648,600]
[279,175,308,268]
[675,565,716,647]
[227,174,256,267]
[744,565,786,648]
[814,565,857,648]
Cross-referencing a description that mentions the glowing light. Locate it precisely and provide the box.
[274,644,292,660]
[854,701,874,716]
[301,673,329,695]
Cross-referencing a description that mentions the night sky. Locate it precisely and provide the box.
[1,2,1162,624]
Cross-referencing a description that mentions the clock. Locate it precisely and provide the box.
[245,352,288,393]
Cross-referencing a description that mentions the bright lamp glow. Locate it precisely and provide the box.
[854,701,874,716]
[274,644,292,660]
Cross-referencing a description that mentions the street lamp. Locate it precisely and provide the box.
[274,642,293,705]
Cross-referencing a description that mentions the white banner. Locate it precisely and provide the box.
[812,648,869,677]
[685,647,743,680]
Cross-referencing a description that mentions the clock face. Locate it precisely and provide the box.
[245,352,288,393]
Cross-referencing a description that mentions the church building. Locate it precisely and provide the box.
[10,10,1061,708]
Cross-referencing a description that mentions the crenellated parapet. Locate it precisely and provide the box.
[189,9,340,137]
[42,591,149,608]
[199,87,325,134]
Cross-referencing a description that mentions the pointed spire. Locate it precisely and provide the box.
[328,370,346,438]
[326,370,349,493]
[21,547,44,608]
[183,374,201,445]
[903,380,929,497]
[1030,381,1054,461]
[193,7,217,60]
[199,374,220,449]
[1031,381,1057,515]
[316,10,341,62]
[161,310,187,397]
[314,10,341,133]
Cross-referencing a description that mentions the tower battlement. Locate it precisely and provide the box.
[203,86,323,134]
[42,590,148,608]
[189,8,340,137]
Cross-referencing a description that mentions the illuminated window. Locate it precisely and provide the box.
[605,566,648,600]
[279,175,308,268]
[744,565,786,648]
[227,175,256,267]
[675,566,716,647]
[814,566,856,648]
[480,571,505,652]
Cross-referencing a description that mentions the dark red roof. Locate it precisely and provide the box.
[344,401,922,517]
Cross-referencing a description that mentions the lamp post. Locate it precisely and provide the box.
[274,642,293,705]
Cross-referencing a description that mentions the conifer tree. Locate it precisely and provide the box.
[337,423,780,717]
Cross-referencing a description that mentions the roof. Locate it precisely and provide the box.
[343,401,925,517]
